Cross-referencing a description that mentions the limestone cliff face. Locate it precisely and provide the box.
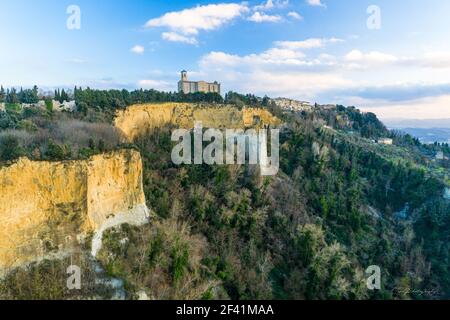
[0,149,149,271]
[114,103,281,141]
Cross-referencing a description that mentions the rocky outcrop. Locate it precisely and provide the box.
[0,149,149,272]
[114,103,281,141]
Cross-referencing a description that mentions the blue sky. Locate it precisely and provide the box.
[1,0,450,120]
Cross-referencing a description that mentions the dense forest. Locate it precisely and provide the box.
[0,85,268,109]
[0,87,449,300]
[0,86,273,162]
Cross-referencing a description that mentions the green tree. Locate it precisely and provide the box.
[45,98,53,112]
[60,89,69,103]
[0,86,5,103]
[0,135,24,161]
[0,111,16,129]
[6,88,19,104]
[45,140,72,160]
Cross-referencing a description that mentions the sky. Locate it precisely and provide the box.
[1,0,450,122]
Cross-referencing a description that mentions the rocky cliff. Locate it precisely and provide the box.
[0,149,149,272]
[114,103,281,141]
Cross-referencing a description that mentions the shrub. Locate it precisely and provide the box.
[0,111,16,129]
[45,140,72,160]
[17,119,38,132]
[45,98,53,113]
[52,119,122,151]
[22,107,40,119]
[77,102,88,116]
[171,238,190,284]
[0,135,24,161]
[5,103,21,112]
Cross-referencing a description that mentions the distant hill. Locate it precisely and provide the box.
[383,119,450,144]
[394,127,450,144]
[384,118,450,128]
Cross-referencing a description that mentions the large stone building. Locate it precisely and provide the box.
[178,70,221,95]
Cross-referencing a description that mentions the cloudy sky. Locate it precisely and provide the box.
[1,0,450,121]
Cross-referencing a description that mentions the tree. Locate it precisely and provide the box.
[0,135,24,161]
[16,86,39,104]
[18,87,24,103]
[0,86,5,103]
[45,98,53,112]
[31,85,39,103]
[6,88,19,104]
[60,89,69,103]
[45,140,72,160]
[0,111,16,129]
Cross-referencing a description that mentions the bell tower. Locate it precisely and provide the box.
[181,70,188,81]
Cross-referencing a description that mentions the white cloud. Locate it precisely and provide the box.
[199,41,351,99]
[343,50,450,70]
[260,48,306,61]
[248,12,282,23]
[138,79,173,91]
[201,48,310,68]
[145,3,249,43]
[200,37,345,71]
[199,44,450,101]
[130,45,145,55]
[196,40,450,120]
[360,94,450,120]
[162,32,198,45]
[243,71,351,98]
[307,0,326,7]
[287,11,303,20]
[275,38,343,50]
[201,51,242,67]
[420,52,450,69]
[345,50,398,64]
[253,0,275,11]
[338,49,450,72]
[253,0,289,11]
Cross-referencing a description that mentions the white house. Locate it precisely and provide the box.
[378,138,393,145]
[53,100,77,112]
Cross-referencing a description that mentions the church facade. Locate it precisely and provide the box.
[178,70,221,95]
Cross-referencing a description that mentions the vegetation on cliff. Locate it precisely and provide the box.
[107,108,447,300]
[0,97,448,300]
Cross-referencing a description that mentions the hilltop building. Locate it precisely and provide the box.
[270,98,312,112]
[377,138,393,145]
[178,70,221,95]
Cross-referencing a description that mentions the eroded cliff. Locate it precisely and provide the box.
[0,149,149,271]
[114,103,281,141]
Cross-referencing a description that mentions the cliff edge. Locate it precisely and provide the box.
[114,103,281,141]
[0,149,149,272]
